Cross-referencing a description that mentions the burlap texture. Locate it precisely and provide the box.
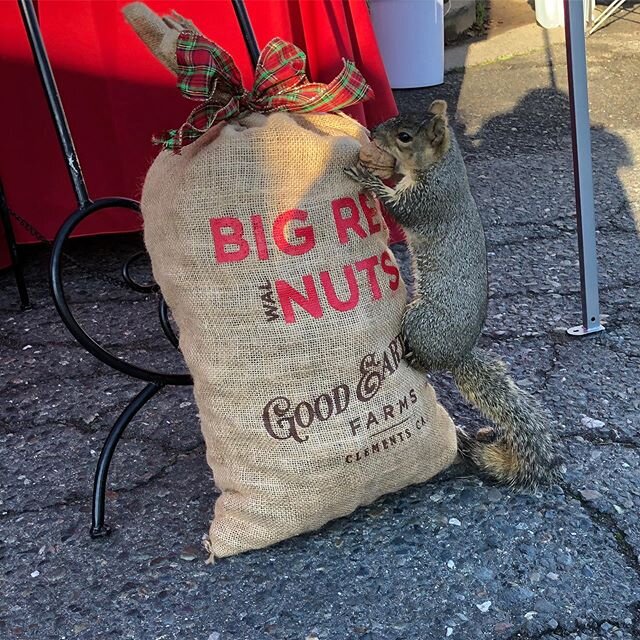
[141,112,457,559]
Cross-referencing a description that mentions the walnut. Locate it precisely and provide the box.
[358,140,396,179]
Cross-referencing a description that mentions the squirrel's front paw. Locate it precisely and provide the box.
[344,163,377,188]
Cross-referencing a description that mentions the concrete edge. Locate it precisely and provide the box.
[445,21,567,72]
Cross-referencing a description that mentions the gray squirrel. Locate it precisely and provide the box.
[345,100,557,489]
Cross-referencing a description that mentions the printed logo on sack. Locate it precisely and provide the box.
[208,195,400,323]
[261,332,428,464]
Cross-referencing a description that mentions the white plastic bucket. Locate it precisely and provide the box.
[535,0,595,29]
[370,0,444,89]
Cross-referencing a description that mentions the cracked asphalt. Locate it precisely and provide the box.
[1,11,639,640]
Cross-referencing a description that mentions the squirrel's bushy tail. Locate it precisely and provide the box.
[451,348,558,489]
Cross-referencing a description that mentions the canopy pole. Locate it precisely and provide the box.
[563,0,604,337]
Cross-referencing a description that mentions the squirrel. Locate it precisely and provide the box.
[344,99,558,490]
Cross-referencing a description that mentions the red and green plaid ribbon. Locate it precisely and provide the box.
[156,32,374,152]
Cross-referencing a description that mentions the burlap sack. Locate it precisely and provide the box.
[142,111,457,559]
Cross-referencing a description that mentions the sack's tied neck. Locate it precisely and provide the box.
[156,32,374,152]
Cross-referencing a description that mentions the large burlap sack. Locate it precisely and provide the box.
[142,111,457,559]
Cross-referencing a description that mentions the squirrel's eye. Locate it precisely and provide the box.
[397,132,413,143]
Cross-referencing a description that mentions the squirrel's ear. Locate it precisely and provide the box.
[426,112,449,153]
[428,100,448,118]
[426,100,449,151]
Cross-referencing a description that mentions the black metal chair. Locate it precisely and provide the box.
[16,0,258,538]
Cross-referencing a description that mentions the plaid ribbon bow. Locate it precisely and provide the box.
[156,32,374,152]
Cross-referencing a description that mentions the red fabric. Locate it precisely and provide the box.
[0,0,401,270]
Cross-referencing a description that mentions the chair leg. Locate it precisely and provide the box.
[90,382,164,538]
[0,184,31,310]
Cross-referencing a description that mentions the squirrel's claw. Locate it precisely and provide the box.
[344,163,375,185]
[404,348,426,372]
[343,166,357,181]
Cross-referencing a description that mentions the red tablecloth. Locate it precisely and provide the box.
[0,0,401,271]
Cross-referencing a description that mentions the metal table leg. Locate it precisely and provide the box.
[588,0,628,36]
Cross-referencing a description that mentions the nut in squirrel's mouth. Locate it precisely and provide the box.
[371,139,402,180]
[371,138,393,158]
